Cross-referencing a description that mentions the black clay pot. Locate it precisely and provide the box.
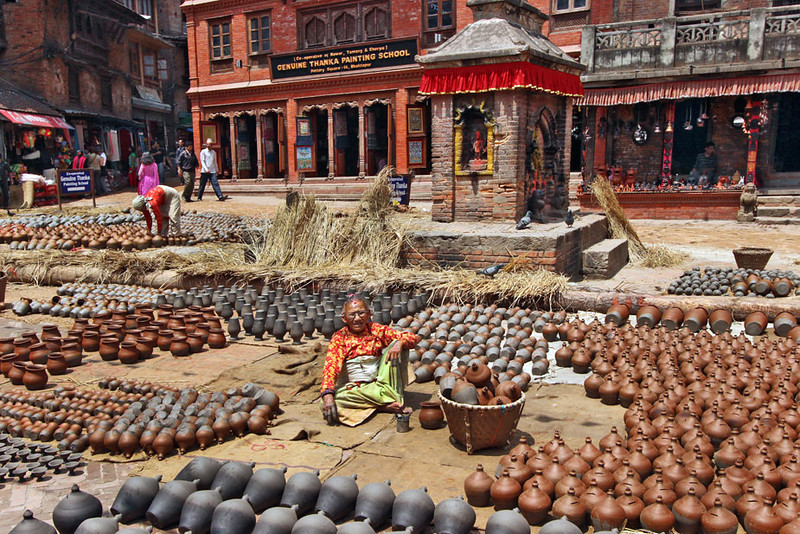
[289,511,336,534]
[433,497,476,534]
[110,475,162,523]
[321,318,335,340]
[252,319,266,341]
[280,470,321,516]
[227,317,241,340]
[53,485,103,534]
[175,456,225,490]
[10,510,57,534]
[209,497,256,534]
[244,467,287,514]
[252,505,298,534]
[354,480,395,528]
[116,529,153,534]
[211,461,255,500]
[178,488,223,534]
[273,319,287,342]
[538,517,583,534]
[242,314,254,335]
[146,479,199,530]
[337,520,377,534]
[485,509,530,534]
[315,474,359,521]
[74,515,120,534]
[391,487,435,533]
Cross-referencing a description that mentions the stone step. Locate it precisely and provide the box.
[755,216,800,225]
[757,206,798,217]
[582,238,628,279]
[757,195,800,206]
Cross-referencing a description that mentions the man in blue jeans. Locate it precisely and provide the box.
[198,139,229,201]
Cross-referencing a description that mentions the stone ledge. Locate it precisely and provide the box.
[582,238,628,280]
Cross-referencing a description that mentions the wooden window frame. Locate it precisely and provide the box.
[674,0,722,13]
[157,58,168,81]
[209,19,233,61]
[424,0,454,31]
[248,12,272,56]
[552,0,590,14]
[143,51,157,79]
[363,3,390,41]
[130,48,140,77]
[298,1,391,50]
[332,9,357,45]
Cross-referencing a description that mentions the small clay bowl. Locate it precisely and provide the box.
[0,467,7,481]
[58,450,71,460]
[39,455,54,464]
[48,459,64,472]
[67,453,83,463]
[26,453,41,463]
[0,454,12,463]
[44,446,59,455]
[5,461,19,471]
[30,466,47,480]
[64,461,80,475]
[13,466,28,481]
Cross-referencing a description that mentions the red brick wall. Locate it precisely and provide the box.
[2,0,49,98]
[580,191,740,220]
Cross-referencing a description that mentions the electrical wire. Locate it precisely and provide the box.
[0,45,44,66]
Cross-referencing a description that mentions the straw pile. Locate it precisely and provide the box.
[590,177,689,267]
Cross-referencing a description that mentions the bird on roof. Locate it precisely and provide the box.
[516,210,533,230]
[565,210,575,228]
[477,264,505,277]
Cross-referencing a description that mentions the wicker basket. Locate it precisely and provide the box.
[732,247,773,270]
[438,391,525,454]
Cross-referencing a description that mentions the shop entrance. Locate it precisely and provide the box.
[365,103,389,175]
[261,112,283,179]
[235,115,257,179]
[309,108,329,178]
[672,99,711,176]
[333,106,360,177]
[773,93,800,173]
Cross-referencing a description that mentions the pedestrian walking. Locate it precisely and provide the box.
[176,142,199,202]
[198,139,229,201]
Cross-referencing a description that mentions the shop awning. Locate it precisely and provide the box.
[419,61,584,97]
[578,73,800,106]
[0,109,72,129]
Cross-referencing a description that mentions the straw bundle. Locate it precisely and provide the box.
[590,177,689,268]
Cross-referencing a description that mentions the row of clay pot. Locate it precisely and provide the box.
[0,433,83,482]
[15,455,587,534]
[668,266,800,297]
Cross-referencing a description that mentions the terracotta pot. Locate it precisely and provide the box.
[8,361,26,385]
[517,481,551,526]
[662,307,685,330]
[81,331,100,352]
[0,352,21,376]
[418,401,445,429]
[684,307,708,332]
[606,304,630,326]
[208,328,226,349]
[709,309,733,334]
[46,352,68,375]
[61,343,82,367]
[701,498,739,534]
[157,330,174,352]
[170,335,191,357]
[99,337,120,361]
[135,338,154,359]
[22,363,48,390]
[187,333,204,353]
[490,471,522,510]
[640,495,676,533]
[118,342,140,364]
[745,312,769,336]
[28,342,50,364]
[590,491,626,531]
[465,464,494,507]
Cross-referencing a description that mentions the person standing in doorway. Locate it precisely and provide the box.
[176,142,198,202]
[198,139,229,202]
[151,141,165,184]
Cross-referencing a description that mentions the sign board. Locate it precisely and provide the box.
[271,39,418,80]
[388,173,411,206]
[57,169,95,209]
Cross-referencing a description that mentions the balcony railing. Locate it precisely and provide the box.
[580,6,800,78]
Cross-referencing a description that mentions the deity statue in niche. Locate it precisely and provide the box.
[462,110,488,171]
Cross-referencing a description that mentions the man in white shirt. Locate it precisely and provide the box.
[198,138,228,201]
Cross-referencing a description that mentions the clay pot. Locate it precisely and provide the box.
[244,467,287,514]
[744,500,784,534]
[774,312,798,337]
[175,456,224,490]
[46,352,68,375]
[253,505,298,534]
[208,328,227,349]
[196,426,215,450]
[22,364,48,390]
[417,400,445,429]
[28,343,50,364]
[110,475,163,523]
[315,474,359,522]
[61,343,82,367]
[98,337,120,361]
[146,479,199,530]
[152,431,174,460]
[465,464,494,507]
[605,304,630,326]
[484,509,529,534]
[662,307,685,330]
[187,333,204,353]
[701,498,739,534]
[490,471,522,510]
[178,488,224,534]
[210,497,256,534]
[9,510,56,534]
[280,470,322,516]
[135,338,153,360]
[391,487,435,533]
[640,495,676,533]
[551,488,586,530]
[466,362,491,387]
[636,305,662,327]
[709,309,733,334]
[673,487,706,534]
[81,331,100,352]
[170,335,190,357]
[433,497,476,534]
[745,312,769,336]
[590,491,626,531]
[52,485,103,534]
[118,342,139,364]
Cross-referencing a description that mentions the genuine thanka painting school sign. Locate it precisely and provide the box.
[271,39,418,80]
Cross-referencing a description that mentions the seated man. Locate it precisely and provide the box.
[131,184,181,237]
[687,142,718,187]
[320,295,421,426]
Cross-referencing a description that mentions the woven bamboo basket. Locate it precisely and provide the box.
[732,247,773,270]
[438,390,526,454]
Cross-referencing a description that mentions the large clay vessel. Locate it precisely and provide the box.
[640,495,676,533]
[244,467,287,513]
[209,497,256,534]
[110,475,162,523]
[464,465,494,507]
[590,491,626,531]
[178,488,223,534]
[673,487,706,534]
[354,480,395,528]
[484,509,530,534]
[52,485,103,534]
[10,510,57,534]
[73,516,120,534]
[337,520,377,534]
[146,479,199,530]
[280,470,321,516]
[211,460,255,500]
[391,487,435,533]
[538,517,582,534]
[432,496,476,534]
[314,474,359,521]
[701,498,739,534]
[517,481,552,525]
[252,505,298,534]
[289,511,336,534]
[175,456,225,490]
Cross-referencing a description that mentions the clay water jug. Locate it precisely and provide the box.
[280,470,321,516]
[315,474,359,521]
[211,460,255,500]
[432,496,476,534]
[22,364,48,390]
[418,401,445,429]
[52,485,103,534]
[146,478,199,530]
[175,456,224,490]
[354,480,395,528]
[110,475,162,523]
[209,496,256,534]
[391,487,435,533]
[244,467,287,513]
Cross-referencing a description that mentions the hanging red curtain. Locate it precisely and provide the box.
[419,61,584,97]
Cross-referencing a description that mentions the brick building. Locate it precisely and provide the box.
[181,0,480,185]
[0,0,189,172]
[529,0,800,194]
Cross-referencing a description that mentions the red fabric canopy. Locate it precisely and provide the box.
[419,61,584,97]
[0,109,71,129]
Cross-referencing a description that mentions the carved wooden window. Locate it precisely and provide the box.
[305,16,327,48]
[210,20,232,59]
[68,68,81,105]
[364,6,389,40]
[130,48,140,77]
[333,11,356,44]
[675,0,721,12]
[143,51,156,79]
[249,13,271,54]
[426,0,453,30]
[553,0,588,12]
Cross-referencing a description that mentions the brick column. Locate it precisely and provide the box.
[191,105,202,155]
[592,107,608,174]
[255,113,264,181]
[287,98,298,183]
[229,117,238,181]
[430,94,454,222]
[327,103,335,179]
[358,102,366,179]
[395,88,409,174]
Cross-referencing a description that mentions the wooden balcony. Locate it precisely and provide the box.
[580,6,800,83]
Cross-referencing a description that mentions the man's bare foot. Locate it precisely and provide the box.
[378,402,412,414]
